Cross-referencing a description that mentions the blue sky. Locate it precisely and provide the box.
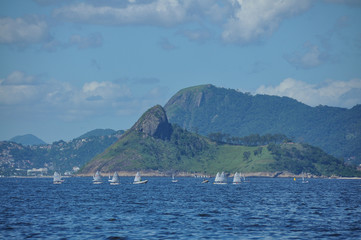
[1,0,361,143]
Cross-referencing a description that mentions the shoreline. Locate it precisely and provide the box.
[4,171,361,179]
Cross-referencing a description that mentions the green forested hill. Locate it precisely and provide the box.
[164,84,361,165]
[81,105,360,177]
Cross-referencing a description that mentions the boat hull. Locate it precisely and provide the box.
[93,181,102,184]
[110,182,120,185]
[133,180,148,184]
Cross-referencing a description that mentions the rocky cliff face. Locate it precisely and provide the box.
[131,105,172,140]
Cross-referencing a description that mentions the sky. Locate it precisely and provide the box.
[1,0,361,143]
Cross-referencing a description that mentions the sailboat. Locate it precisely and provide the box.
[53,171,63,184]
[133,172,148,184]
[241,172,250,182]
[93,171,102,184]
[214,172,227,184]
[171,174,178,183]
[109,171,120,185]
[232,172,241,184]
[302,172,309,184]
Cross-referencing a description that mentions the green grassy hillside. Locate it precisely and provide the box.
[81,122,360,177]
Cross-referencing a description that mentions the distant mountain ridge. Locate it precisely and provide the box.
[10,134,46,146]
[77,129,117,139]
[164,84,361,165]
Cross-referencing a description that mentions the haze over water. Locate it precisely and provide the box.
[1,177,360,239]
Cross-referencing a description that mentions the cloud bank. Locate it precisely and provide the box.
[256,78,361,108]
[0,71,167,121]
[0,17,49,44]
[52,0,311,45]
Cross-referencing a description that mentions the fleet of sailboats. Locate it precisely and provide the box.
[214,172,227,184]
[52,170,314,185]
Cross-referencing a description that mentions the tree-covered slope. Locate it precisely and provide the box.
[81,105,360,177]
[164,84,361,164]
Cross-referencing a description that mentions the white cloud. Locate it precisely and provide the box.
[69,33,103,49]
[0,71,168,121]
[52,0,313,45]
[178,29,212,43]
[0,17,48,44]
[53,1,189,27]
[284,43,327,69]
[222,0,311,44]
[323,0,361,7]
[256,78,361,108]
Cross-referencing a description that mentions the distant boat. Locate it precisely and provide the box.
[242,172,250,182]
[172,174,178,183]
[201,179,209,184]
[53,171,63,184]
[93,171,102,184]
[214,172,227,184]
[302,172,309,184]
[232,172,241,184]
[133,172,148,184]
[109,171,120,185]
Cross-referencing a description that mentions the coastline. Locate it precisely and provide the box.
[5,171,360,179]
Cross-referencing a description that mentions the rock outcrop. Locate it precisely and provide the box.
[131,105,172,140]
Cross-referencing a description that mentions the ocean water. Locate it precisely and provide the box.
[0,177,360,239]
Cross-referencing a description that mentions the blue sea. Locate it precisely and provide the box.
[1,177,360,239]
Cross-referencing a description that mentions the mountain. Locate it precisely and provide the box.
[164,84,361,165]
[10,134,46,146]
[80,105,360,177]
[77,129,118,139]
[0,130,124,176]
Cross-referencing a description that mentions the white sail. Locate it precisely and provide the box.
[302,172,309,183]
[110,171,119,184]
[233,172,241,184]
[53,171,62,184]
[133,172,148,184]
[214,172,227,184]
[214,172,220,182]
[134,172,141,182]
[172,174,178,182]
[220,172,226,182]
[93,171,102,183]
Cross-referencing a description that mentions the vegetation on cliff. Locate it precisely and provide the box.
[164,84,361,165]
[81,105,360,177]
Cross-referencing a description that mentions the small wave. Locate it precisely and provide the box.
[197,213,212,217]
[106,236,128,240]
